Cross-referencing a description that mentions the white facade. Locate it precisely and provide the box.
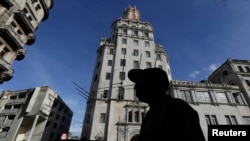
[81,7,171,141]
[169,80,250,141]
[0,86,73,141]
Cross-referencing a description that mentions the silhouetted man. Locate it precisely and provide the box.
[128,68,205,141]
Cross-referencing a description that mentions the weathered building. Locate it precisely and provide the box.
[0,86,73,141]
[81,6,171,141]
[0,0,53,84]
[208,59,250,107]
[169,80,250,140]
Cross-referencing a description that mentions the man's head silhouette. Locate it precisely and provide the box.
[128,68,169,104]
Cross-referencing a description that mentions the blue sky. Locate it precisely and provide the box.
[1,0,250,136]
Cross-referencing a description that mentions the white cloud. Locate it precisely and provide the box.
[189,70,201,78]
[189,63,220,79]
[204,63,220,73]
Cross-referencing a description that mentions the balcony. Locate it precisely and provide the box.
[6,98,26,105]
[0,26,23,50]
[14,11,34,35]
[0,109,18,115]
[0,58,11,71]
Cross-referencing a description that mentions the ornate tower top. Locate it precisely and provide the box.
[123,6,140,21]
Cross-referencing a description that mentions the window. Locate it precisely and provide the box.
[103,90,108,98]
[108,60,112,66]
[119,72,125,80]
[122,29,127,35]
[231,116,238,125]
[134,61,140,69]
[245,66,250,72]
[0,47,9,57]
[144,32,149,37]
[238,66,244,72]
[10,96,17,100]
[118,87,124,99]
[121,48,126,55]
[145,51,151,57]
[196,91,211,103]
[134,30,138,36]
[134,40,139,46]
[211,115,218,125]
[14,104,21,109]
[146,62,152,68]
[225,115,238,125]
[222,70,228,76]
[19,94,25,99]
[145,41,150,47]
[216,92,228,103]
[96,62,100,68]
[205,115,211,125]
[31,0,38,4]
[122,38,127,44]
[5,105,12,109]
[35,4,41,11]
[100,113,106,123]
[135,111,139,122]
[128,111,132,122]
[106,73,111,80]
[156,54,161,60]
[179,90,192,102]
[86,114,90,124]
[233,92,245,105]
[243,116,250,125]
[109,48,114,54]
[133,49,139,56]
[98,50,102,57]
[8,115,15,120]
[120,59,126,66]
[245,80,250,86]
[205,115,218,125]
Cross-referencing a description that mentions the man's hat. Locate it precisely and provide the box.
[128,68,169,90]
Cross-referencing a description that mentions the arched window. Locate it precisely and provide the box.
[238,66,244,72]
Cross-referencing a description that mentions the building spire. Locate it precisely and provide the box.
[123,6,140,21]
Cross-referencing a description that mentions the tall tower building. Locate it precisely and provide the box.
[81,6,171,141]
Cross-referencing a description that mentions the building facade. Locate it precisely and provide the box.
[0,86,73,141]
[208,59,250,107]
[0,0,53,84]
[81,7,171,141]
[169,80,250,140]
